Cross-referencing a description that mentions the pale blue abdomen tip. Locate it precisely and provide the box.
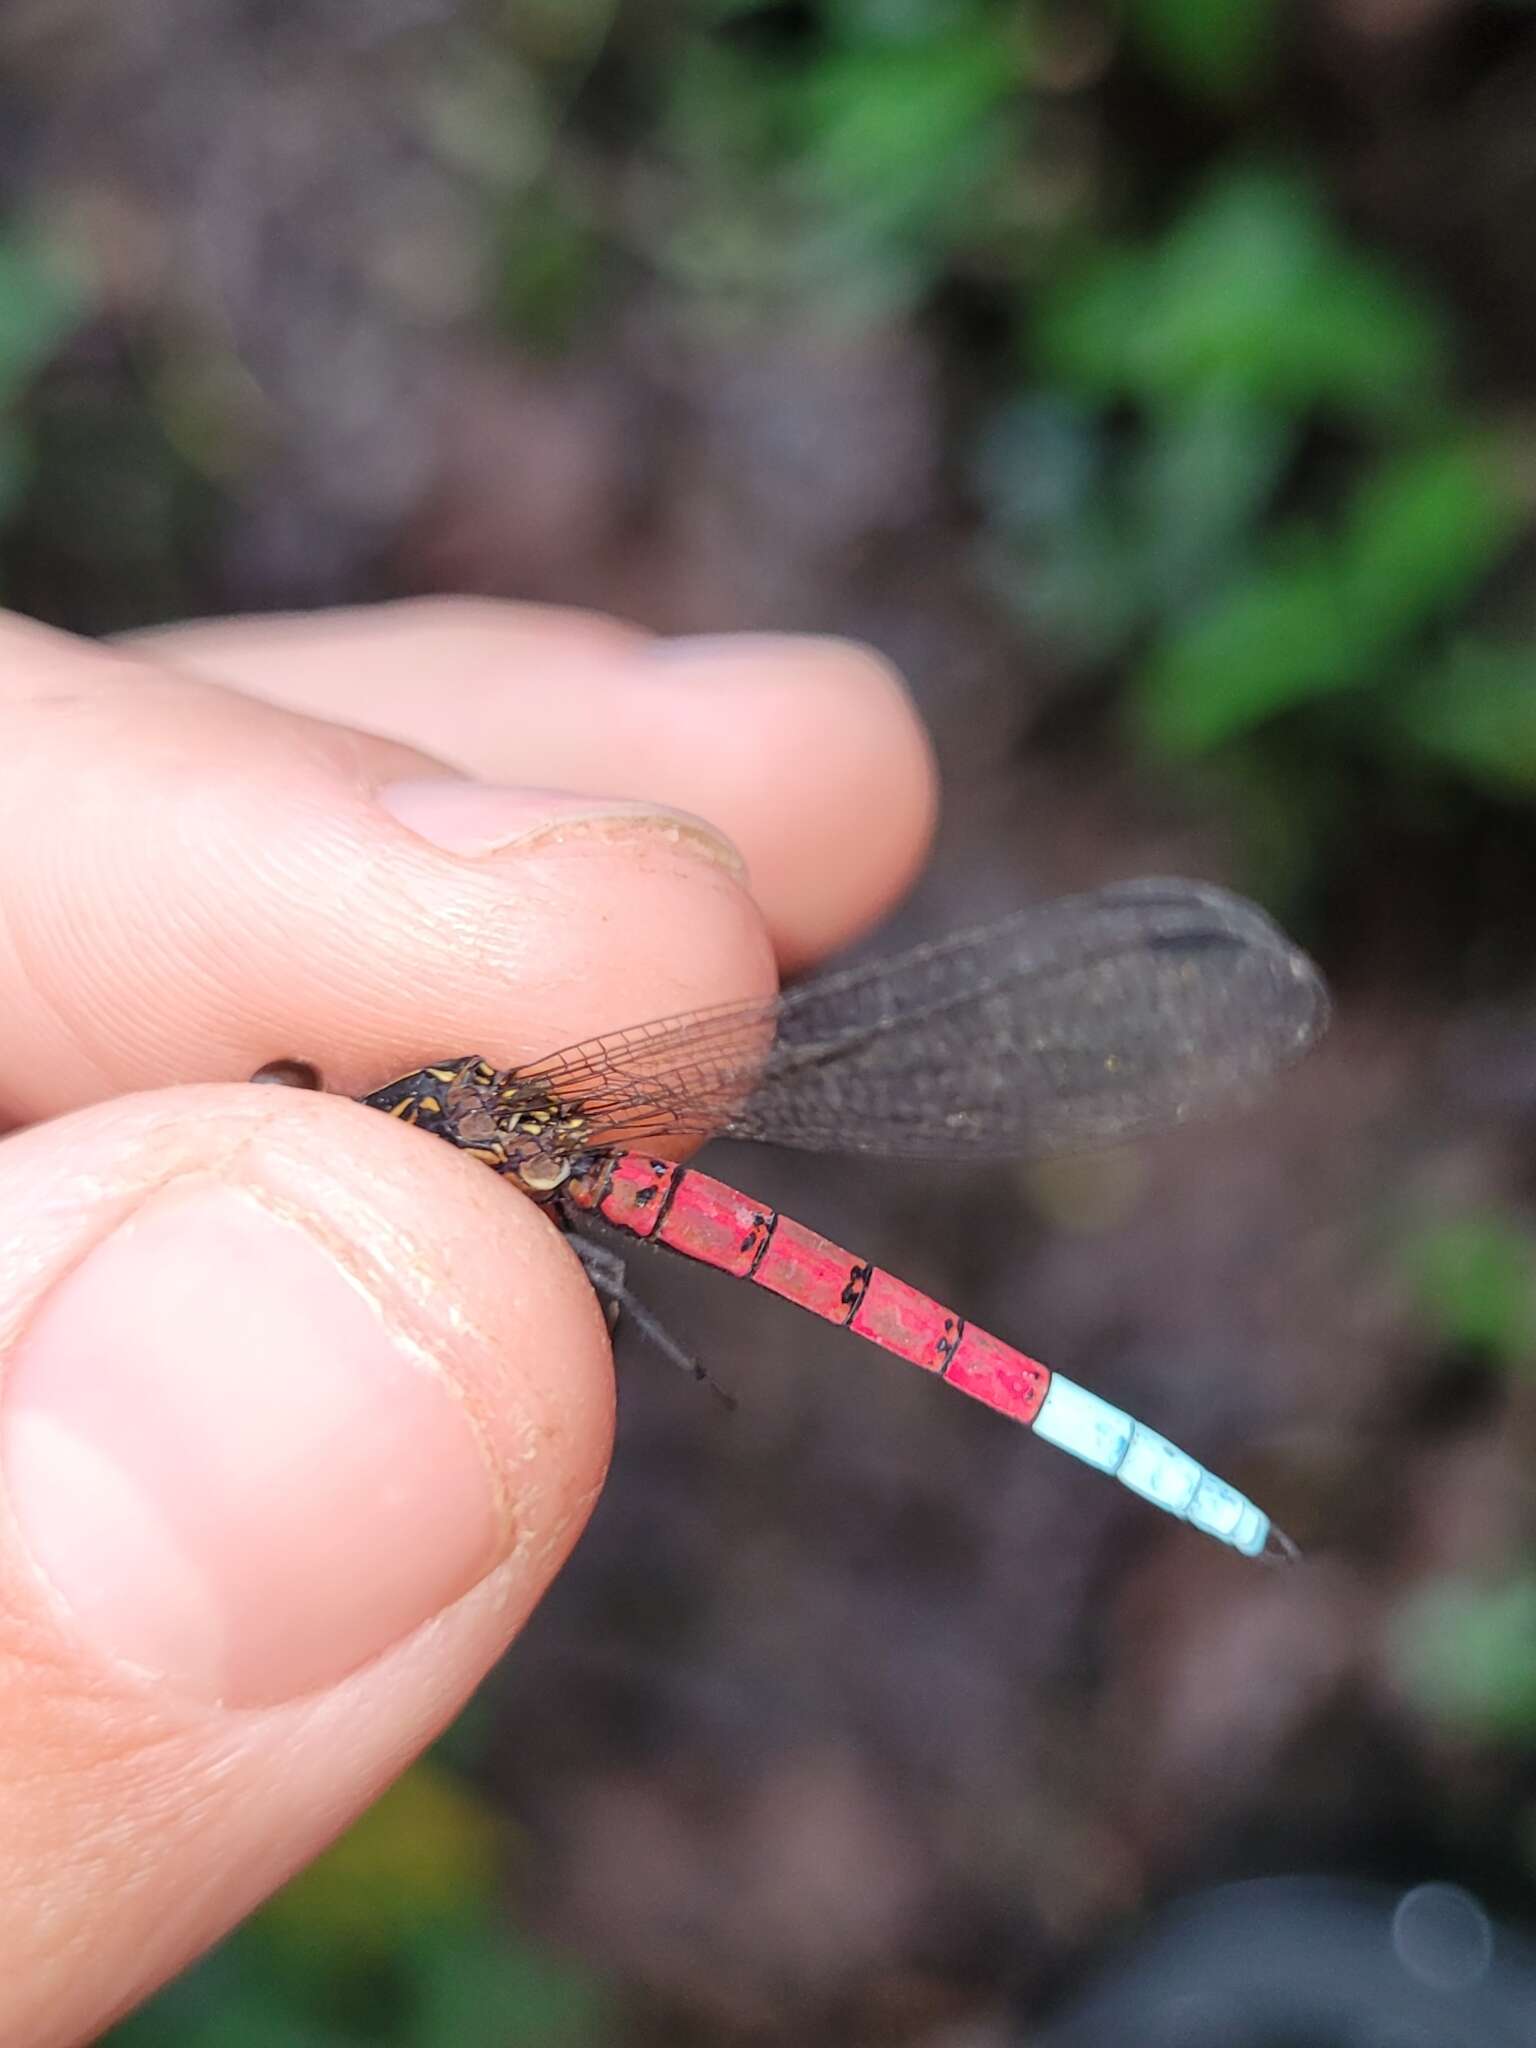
[1032,1374,1134,1472]
[1032,1373,1272,1558]
[1187,1473,1270,1557]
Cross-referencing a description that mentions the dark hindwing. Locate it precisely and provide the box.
[512,878,1328,1163]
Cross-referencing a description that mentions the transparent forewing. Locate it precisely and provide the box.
[516,878,1328,1161]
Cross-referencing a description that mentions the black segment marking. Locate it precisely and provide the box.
[650,1165,685,1237]
[840,1261,874,1323]
[739,1208,772,1257]
[745,1209,779,1280]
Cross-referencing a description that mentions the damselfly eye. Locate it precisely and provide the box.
[250,1058,325,1091]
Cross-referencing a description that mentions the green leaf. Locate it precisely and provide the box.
[794,31,1019,234]
[495,199,607,352]
[1125,0,1279,101]
[1402,1211,1536,1367]
[0,231,85,407]
[405,1920,610,2048]
[1342,441,1521,645]
[1394,1575,1536,1737]
[1132,436,1520,757]
[1037,169,1446,418]
[257,1760,503,1961]
[1392,639,1536,795]
[104,1945,344,2048]
[1133,537,1366,754]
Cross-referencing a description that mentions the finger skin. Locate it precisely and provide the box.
[0,1083,612,2047]
[0,608,778,1120]
[124,598,940,971]
[0,598,939,2039]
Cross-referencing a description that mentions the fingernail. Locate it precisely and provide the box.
[2,1182,504,1706]
[379,778,745,875]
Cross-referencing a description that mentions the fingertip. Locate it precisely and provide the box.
[643,633,940,967]
[124,600,939,975]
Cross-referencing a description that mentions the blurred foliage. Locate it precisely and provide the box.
[1124,0,1280,100]
[1394,1211,1536,1748]
[1402,1209,1536,1373]
[1033,169,1446,418]
[107,1758,612,2048]
[1134,437,1520,756]
[1393,638,1536,796]
[6,0,1534,881]
[11,0,1536,2031]
[0,229,85,526]
[656,0,1032,313]
[979,163,1532,888]
[1395,1575,1536,1741]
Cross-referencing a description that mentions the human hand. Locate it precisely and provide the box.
[0,598,935,2045]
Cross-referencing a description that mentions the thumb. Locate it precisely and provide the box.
[0,1079,612,2047]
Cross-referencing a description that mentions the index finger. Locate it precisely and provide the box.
[0,608,779,1122]
[124,599,939,974]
